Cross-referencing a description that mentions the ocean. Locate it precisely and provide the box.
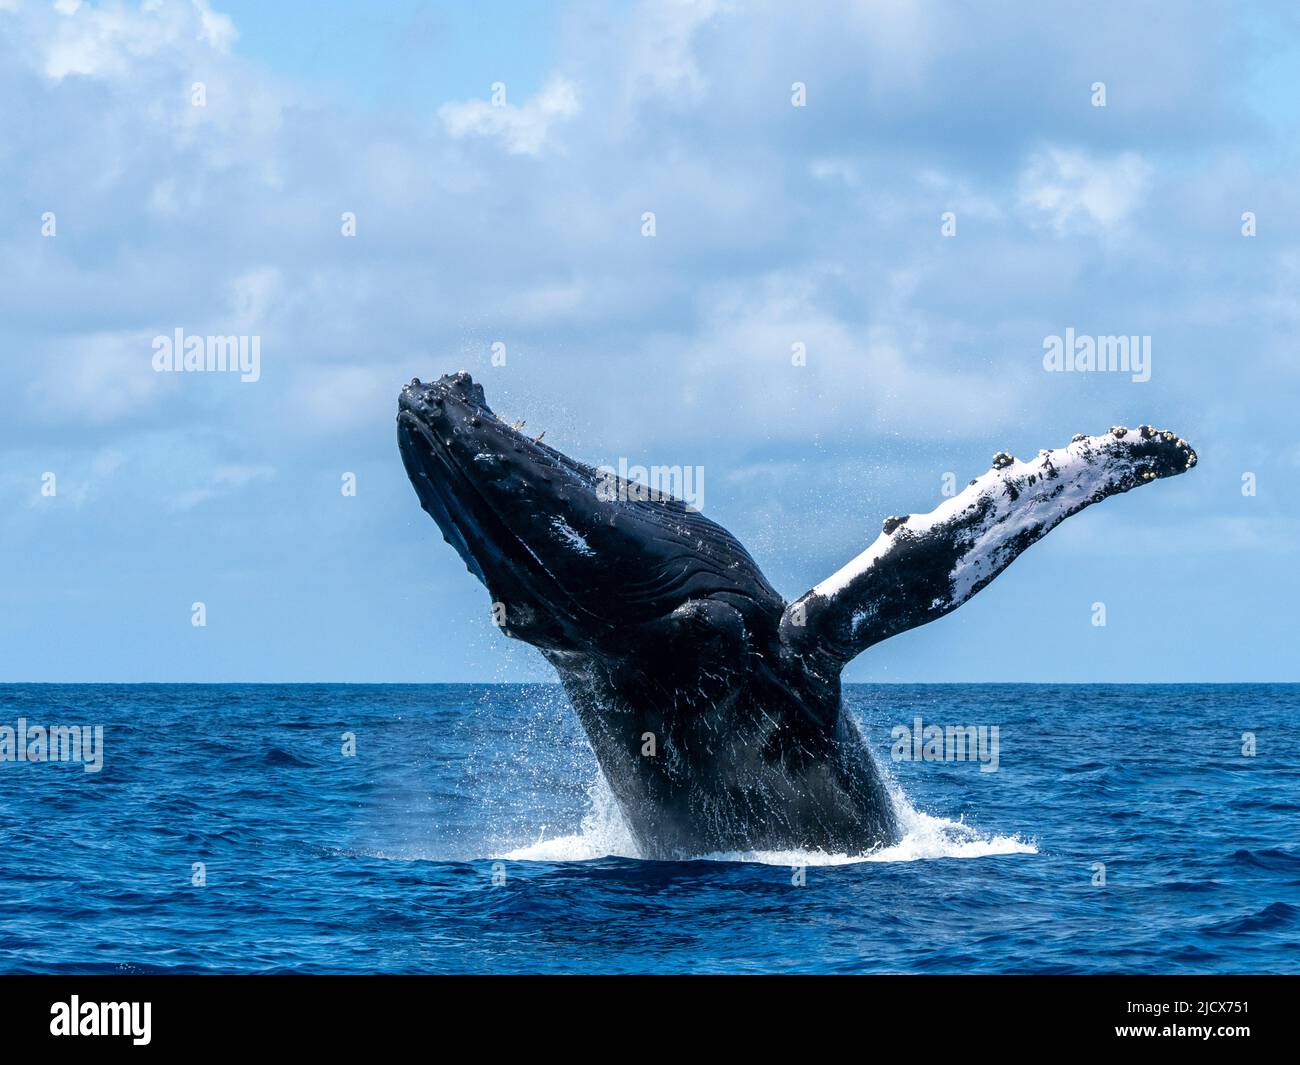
[0,683,1295,974]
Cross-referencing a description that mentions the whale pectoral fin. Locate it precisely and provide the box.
[779,427,1197,668]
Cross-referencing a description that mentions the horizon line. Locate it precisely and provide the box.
[1,679,1297,687]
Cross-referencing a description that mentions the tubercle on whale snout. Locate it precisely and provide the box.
[402,370,490,411]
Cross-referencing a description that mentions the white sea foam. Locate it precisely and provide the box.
[500,774,1037,866]
[501,775,639,862]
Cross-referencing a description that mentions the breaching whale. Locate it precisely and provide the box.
[398,372,1196,859]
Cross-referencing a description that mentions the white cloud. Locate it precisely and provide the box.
[1018,146,1152,233]
[653,274,1018,443]
[42,0,234,81]
[212,463,275,487]
[173,462,274,510]
[228,267,283,329]
[193,0,236,50]
[296,365,398,432]
[27,332,168,425]
[1,0,1295,681]
[808,158,860,186]
[621,0,726,103]
[439,78,580,157]
[917,168,1005,222]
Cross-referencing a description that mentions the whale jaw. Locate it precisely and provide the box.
[397,371,783,655]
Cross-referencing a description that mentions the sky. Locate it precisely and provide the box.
[1,0,1298,683]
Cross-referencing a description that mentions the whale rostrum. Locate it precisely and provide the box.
[398,371,1196,859]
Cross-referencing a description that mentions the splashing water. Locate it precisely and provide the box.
[500,772,1036,866]
[501,775,639,862]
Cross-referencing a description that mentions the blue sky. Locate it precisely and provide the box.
[1,0,1298,682]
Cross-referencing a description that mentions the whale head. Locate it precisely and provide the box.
[397,372,782,655]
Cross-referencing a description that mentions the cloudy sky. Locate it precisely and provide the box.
[2,0,1298,682]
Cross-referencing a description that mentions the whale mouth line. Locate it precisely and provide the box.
[397,410,486,580]
[397,405,585,625]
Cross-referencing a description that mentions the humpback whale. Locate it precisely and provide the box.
[398,372,1196,858]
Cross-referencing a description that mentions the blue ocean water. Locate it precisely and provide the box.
[0,683,1296,974]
